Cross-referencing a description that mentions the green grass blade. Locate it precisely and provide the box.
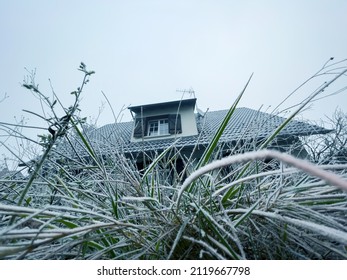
[167,219,189,259]
[197,73,253,169]
[141,139,179,183]
[71,119,97,159]
[233,198,260,228]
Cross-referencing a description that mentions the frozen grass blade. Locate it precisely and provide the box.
[176,150,347,210]
[167,219,188,259]
[1,61,346,259]
[197,73,253,169]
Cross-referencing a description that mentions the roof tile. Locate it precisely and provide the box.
[83,107,330,154]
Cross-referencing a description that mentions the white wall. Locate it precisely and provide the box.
[130,102,198,142]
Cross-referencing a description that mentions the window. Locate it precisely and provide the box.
[133,114,182,138]
[148,119,169,136]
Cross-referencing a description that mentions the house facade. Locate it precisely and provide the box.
[80,98,330,182]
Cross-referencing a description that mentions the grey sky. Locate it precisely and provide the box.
[1,0,347,163]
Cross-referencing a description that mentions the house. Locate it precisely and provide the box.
[78,98,330,182]
[0,167,24,179]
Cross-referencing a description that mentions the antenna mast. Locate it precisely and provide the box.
[176,87,195,99]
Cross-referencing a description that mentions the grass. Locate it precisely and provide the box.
[0,60,347,259]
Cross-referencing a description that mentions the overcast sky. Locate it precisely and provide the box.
[1,0,347,163]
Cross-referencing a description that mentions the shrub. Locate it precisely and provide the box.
[0,60,346,259]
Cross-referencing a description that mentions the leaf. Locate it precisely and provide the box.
[25,197,32,206]
[22,84,32,90]
[197,73,253,169]
[51,100,57,108]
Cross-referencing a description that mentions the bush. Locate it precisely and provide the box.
[0,60,346,259]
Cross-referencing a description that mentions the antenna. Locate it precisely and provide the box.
[176,87,207,117]
[176,87,196,99]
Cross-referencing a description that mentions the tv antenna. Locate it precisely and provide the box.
[176,87,207,117]
[176,87,196,99]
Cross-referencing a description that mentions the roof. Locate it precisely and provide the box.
[0,168,24,179]
[128,98,196,114]
[83,107,331,155]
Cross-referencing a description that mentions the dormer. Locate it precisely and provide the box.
[128,98,198,142]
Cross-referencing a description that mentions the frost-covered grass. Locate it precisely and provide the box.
[1,146,346,260]
[0,60,347,259]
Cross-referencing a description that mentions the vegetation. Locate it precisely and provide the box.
[0,60,346,259]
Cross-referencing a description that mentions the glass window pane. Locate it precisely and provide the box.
[147,118,169,136]
[159,119,169,134]
[148,121,159,136]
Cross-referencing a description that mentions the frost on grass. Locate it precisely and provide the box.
[176,150,347,210]
[1,60,347,259]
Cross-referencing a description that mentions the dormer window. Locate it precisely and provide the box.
[148,119,169,136]
[133,114,182,138]
[129,98,198,141]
